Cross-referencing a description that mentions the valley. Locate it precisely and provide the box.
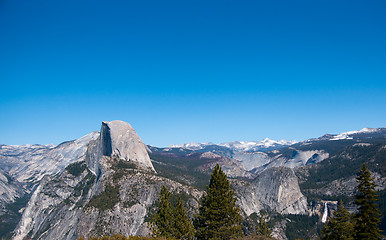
[0,121,385,239]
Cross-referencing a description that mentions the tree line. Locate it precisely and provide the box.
[80,163,382,240]
[151,163,383,240]
[149,164,271,240]
[320,163,383,240]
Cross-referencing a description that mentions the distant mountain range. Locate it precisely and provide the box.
[150,127,386,174]
[168,127,386,152]
[169,138,297,152]
[0,123,385,240]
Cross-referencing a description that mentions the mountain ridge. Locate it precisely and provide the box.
[1,122,385,239]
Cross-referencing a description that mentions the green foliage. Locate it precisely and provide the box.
[169,191,190,207]
[353,163,382,240]
[86,184,120,211]
[63,169,96,206]
[256,213,271,237]
[297,142,386,230]
[66,161,87,177]
[193,164,243,240]
[123,200,138,208]
[78,234,174,240]
[377,189,386,232]
[173,196,195,240]
[234,235,275,240]
[74,171,96,197]
[111,158,137,184]
[115,159,137,170]
[150,186,175,238]
[299,143,386,190]
[150,187,194,240]
[320,201,354,240]
[284,214,319,240]
[149,152,211,190]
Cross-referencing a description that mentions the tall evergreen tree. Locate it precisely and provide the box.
[193,164,243,240]
[173,196,195,240]
[150,186,195,239]
[256,213,271,237]
[150,186,175,238]
[320,200,354,240]
[353,163,382,240]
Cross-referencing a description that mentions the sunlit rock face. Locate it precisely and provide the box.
[100,120,155,172]
[236,166,308,216]
[12,120,163,240]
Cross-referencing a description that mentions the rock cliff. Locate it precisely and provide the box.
[12,121,195,240]
[235,167,308,216]
[100,121,155,172]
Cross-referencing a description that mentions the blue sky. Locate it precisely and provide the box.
[1,0,385,147]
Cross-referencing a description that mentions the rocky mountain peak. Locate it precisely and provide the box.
[100,120,155,172]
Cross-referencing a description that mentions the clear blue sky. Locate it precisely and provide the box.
[1,0,385,147]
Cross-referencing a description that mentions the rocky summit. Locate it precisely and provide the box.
[0,121,385,240]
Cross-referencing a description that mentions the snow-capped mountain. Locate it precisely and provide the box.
[303,127,386,143]
[330,127,386,140]
[1,123,386,239]
[161,127,386,175]
[168,142,214,150]
[220,138,297,152]
[169,138,297,152]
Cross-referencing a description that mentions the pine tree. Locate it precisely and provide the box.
[173,196,195,240]
[353,163,382,240]
[150,186,175,238]
[193,164,243,240]
[256,213,271,237]
[150,186,195,239]
[320,200,354,240]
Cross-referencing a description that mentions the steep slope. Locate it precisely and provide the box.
[232,151,271,171]
[12,121,199,240]
[297,142,386,199]
[0,132,99,239]
[163,127,386,174]
[149,149,254,179]
[235,167,308,216]
[0,169,24,207]
[0,169,27,238]
[100,121,155,172]
[0,132,99,184]
[295,141,386,234]
[3,124,385,240]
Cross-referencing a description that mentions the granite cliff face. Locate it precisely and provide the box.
[2,123,386,239]
[0,132,100,238]
[100,121,155,172]
[0,132,99,184]
[12,121,198,240]
[235,167,308,217]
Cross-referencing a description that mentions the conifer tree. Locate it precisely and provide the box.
[150,186,195,239]
[320,200,354,240]
[256,213,271,237]
[193,164,243,240]
[150,186,175,238]
[173,196,195,240]
[353,163,382,240]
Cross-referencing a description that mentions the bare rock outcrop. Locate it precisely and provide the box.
[12,121,172,240]
[236,166,308,216]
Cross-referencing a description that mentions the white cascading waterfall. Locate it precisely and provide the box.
[322,202,328,223]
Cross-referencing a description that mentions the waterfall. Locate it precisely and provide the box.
[322,202,328,223]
